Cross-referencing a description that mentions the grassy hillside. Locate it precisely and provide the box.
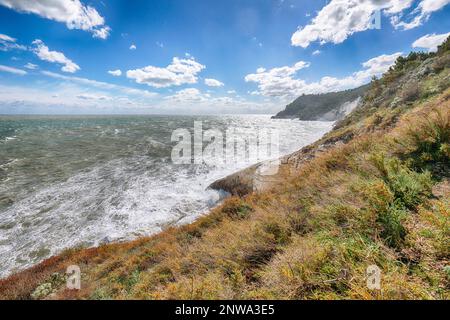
[273,84,370,120]
[0,39,449,300]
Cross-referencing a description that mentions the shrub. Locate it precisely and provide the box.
[400,109,450,178]
[220,198,253,220]
[378,203,408,248]
[372,155,433,209]
[436,35,450,55]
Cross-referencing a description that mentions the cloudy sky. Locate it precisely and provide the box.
[0,0,449,114]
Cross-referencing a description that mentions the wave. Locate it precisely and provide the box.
[0,117,334,277]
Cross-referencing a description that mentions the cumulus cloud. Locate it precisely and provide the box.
[246,53,401,98]
[32,40,80,73]
[291,0,449,48]
[204,78,224,87]
[108,69,122,76]
[0,0,110,39]
[312,50,321,56]
[160,88,279,114]
[92,26,111,40]
[0,33,27,51]
[129,44,137,50]
[0,64,27,75]
[391,0,450,30]
[244,60,310,97]
[166,88,206,102]
[412,32,450,52]
[0,82,155,113]
[126,57,206,88]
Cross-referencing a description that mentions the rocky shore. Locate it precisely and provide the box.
[208,131,347,196]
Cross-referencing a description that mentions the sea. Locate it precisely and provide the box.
[0,114,333,277]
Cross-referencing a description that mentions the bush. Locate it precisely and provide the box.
[378,203,408,248]
[436,35,450,55]
[220,198,253,220]
[400,109,450,178]
[372,155,433,209]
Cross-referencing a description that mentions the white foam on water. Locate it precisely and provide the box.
[0,136,17,143]
[0,118,334,277]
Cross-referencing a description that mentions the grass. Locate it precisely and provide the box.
[0,44,449,300]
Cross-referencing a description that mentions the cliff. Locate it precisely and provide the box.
[272,84,370,121]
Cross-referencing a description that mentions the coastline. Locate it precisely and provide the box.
[1,90,448,299]
[0,119,334,279]
[1,47,449,299]
[0,118,342,282]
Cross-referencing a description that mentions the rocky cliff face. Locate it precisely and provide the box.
[273,84,370,121]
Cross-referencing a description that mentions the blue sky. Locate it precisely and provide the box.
[0,0,449,114]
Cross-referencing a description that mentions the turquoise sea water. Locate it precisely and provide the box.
[0,115,333,277]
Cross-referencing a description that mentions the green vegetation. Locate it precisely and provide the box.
[0,38,449,300]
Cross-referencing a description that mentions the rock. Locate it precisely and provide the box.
[209,140,338,196]
[209,164,259,196]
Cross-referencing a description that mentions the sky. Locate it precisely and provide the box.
[0,0,449,115]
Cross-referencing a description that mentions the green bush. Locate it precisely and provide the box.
[373,155,432,209]
[378,202,408,248]
[221,198,254,220]
[370,154,434,248]
[402,110,449,178]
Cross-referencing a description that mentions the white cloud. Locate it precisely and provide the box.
[246,53,401,98]
[24,63,39,70]
[244,60,310,97]
[312,50,321,56]
[0,82,154,112]
[161,87,277,114]
[129,44,137,50]
[0,64,27,75]
[41,70,157,98]
[76,93,110,101]
[0,0,110,39]
[204,78,224,87]
[166,88,205,102]
[126,57,206,88]
[0,81,276,114]
[412,32,450,52]
[420,0,450,12]
[108,69,122,76]
[0,33,15,42]
[32,39,80,73]
[0,33,27,51]
[291,0,449,48]
[391,0,450,30]
[227,90,236,94]
[92,26,110,40]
